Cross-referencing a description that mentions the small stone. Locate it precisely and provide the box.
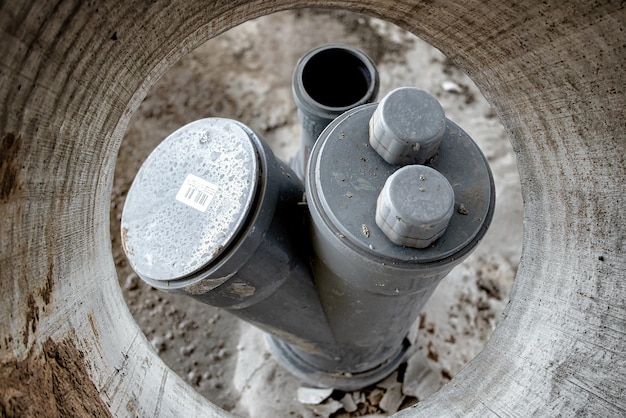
[186,371,201,386]
[402,353,442,400]
[376,371,399,390]
[379,382,404,413]
[354,391,366,405]
[305,399,343,417]
[179,343,196,357]
[442,80,463,94]
[367,388,384,406]
[340,393,358,412]
[177,320,194,331]
[124,273,139,290]
[297,387,333,405]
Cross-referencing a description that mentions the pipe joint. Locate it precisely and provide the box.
[290,44,379,180]
[121,46,495,391]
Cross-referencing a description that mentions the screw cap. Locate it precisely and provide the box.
[376,165,455,248]
[369,87,446,165]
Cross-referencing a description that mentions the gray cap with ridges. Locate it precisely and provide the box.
[376,165,455,248]
[369,87,446,165]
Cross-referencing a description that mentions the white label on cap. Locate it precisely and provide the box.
[176,173,218,212]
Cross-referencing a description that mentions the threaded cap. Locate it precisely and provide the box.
[376,165,455,248]
[369,87,446,165]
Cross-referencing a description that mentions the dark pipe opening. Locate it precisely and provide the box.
[301,48,372,108]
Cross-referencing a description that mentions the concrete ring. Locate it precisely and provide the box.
[1,1,624,416]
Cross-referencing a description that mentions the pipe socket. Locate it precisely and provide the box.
[291,44,379,179]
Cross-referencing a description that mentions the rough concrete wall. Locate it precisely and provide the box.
[0,0,624,417]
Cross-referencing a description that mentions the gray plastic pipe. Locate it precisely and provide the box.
[121,89,494,390]
[290,44,379,179]
[270,88,495,390]
[120,118,340,359]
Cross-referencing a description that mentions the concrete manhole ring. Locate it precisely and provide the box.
[0,1,624,416]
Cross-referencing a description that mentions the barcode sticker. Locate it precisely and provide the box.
[176,174,218,212]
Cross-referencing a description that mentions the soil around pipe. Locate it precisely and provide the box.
[0,338,110,418]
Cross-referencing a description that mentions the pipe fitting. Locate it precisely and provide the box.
[121,118,337,356]
[369,87,446,165]
[376,164,456,248]
[121,75,494,392]
[279,92,495,389]
[291,44,379,179]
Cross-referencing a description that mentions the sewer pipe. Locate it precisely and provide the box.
[269,88,496,389]
[121,87,495,390]
[121,118,339,358]
[290,44,379,179]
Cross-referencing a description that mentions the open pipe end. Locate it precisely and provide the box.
[294,44,379,116]
[302,47,375,108]
[291,44,380,179]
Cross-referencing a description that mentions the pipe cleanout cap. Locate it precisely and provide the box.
[369,87,446,165]
[121,118,260,282]
[376,165,455,248]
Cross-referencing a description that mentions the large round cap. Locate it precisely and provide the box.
[376,165,455,248]
[369,87,446,165]
[121,118,260,281]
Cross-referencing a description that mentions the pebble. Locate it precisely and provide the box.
[367,388,384,406]
[379,381,404,413]
[187,371,201,386]
[296,387,333,404]
[402,353,441,400]
[376,371,399,390]
[340,393,358,412]
[177,320,193,330]
[180,343,196,357]
[124,273,139,290]
[305,399,343,416]
[441,80,463,94]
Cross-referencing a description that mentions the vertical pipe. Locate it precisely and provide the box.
[269,95,495,390]
[290,44,379,179]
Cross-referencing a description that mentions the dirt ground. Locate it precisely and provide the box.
[110,9,523,418]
